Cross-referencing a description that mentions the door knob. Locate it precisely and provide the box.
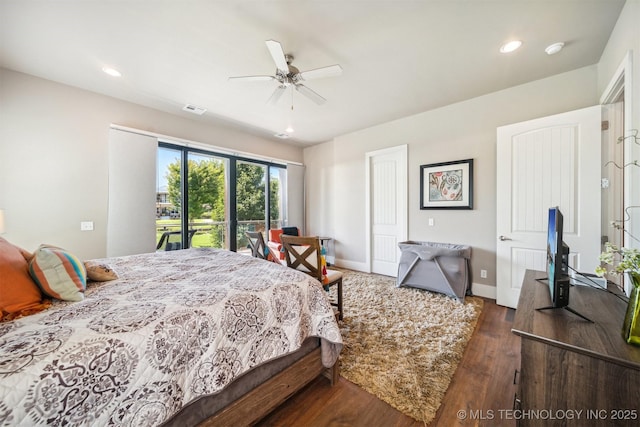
[499,235,512,241]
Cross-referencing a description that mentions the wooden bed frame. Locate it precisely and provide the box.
[199,348,339,426]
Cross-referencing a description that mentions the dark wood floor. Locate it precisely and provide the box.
[257,298,520,427]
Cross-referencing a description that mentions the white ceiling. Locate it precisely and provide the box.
[0,0,626,146]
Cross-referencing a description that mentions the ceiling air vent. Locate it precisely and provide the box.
[182,104,207,115]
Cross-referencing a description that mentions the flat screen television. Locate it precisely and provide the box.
[546,206,570,307]
[538,206,592,321]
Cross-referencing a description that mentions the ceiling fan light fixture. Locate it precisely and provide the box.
[545,42,565,55]
[229,39,341,106]
[102,66,122,77]
[499,40,522,54]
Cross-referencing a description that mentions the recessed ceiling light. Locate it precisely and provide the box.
[545,42,565,55]
[102,67,122,77]
[285,126,294,134]
[500,40,523,54]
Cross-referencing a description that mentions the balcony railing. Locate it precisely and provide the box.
[155,219,284,251]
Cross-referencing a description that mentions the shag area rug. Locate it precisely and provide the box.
[337,269,483,424]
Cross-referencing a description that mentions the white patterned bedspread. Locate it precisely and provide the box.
[0,248,342,426]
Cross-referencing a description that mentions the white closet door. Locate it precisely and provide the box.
[107,128,157,257]
[367,145,408,276]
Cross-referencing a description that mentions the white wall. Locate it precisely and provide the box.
[597,0,640,250]
[306,1,640,288]
[2,1,636,279]
[0,69,303,259]
[304,65,599,288]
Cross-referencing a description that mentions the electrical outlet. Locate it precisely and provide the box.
[428,218,434,226]
[480,269,488,279]
[80,221,94,231]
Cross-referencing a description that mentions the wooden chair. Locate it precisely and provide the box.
[281,235,343,320]
[245,231,272,261]
[267,227,300,262]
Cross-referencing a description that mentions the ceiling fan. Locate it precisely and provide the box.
[229,40,342,106]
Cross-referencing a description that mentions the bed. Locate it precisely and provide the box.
[0,248,343,426]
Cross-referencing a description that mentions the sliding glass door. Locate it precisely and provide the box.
[157,143,286,252]
[236,161,269,254]
[156,147,184,250]
[186,152,228,249]
[270,167,286,230]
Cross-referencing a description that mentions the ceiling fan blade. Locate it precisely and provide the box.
[267,85,287,105]
[299,64,343,81]
[265,40,290,74]
[228,75,275,82]
[295,84,326,105]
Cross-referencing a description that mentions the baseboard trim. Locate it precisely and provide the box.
[472,282,496,300]
[332,261,497,301]
[334,259,369,272]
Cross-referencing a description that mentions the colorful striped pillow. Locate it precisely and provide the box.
[29,245,87,302]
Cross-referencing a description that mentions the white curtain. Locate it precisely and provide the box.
[286,163,305,234]
[107,128,157,257]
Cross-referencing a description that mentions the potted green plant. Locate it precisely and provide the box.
[596,242,640,345]
[596,129,640,345]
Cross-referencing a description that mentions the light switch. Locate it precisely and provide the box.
[428,218,434,226]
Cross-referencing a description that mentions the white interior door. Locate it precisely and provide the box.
[496,106,601,308]
[366,145,408,276]
[601,103,625,288]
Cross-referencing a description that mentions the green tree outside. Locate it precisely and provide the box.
[165,159,280,249]
[236,162,280,247]
[166,158,225,247]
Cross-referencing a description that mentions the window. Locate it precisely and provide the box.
[156,142,287,252]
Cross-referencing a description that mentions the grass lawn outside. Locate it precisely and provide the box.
[156,219,219,248]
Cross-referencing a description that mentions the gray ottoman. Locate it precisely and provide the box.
[397,241,472,302]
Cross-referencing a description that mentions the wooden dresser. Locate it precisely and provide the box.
[512,270,640,426]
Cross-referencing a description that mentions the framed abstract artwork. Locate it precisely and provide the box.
[420,159,473,209]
